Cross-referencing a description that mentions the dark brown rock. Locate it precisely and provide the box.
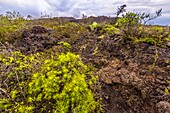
[156,101,170,113]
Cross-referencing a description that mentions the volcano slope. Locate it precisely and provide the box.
[0,17,170,113]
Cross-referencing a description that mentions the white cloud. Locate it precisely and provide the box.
[0,0,53,17]
[0,0,169,25]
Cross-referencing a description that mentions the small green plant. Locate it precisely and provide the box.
[99,24,120,35]
[0,51,101,113]
[150,49,159,72]
[58,41,72,50]
[92,22,98,29]
[164,88,169,94]
[87,22,99,32]
[165,81,170,94]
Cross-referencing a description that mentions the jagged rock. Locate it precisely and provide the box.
[31,26,48,34]
[22,30,31,37]
[156,101,170,113]
[30,25,54,35]
[167,41,170,47]
[97,35,170,112]
[14,26,58,54]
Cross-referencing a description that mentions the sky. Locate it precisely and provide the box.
[0,0,170,25]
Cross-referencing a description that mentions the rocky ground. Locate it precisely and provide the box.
[5,20,170,113]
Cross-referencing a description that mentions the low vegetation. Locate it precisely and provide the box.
[0,50,100,112]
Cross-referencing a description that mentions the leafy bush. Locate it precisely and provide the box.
[92,22,98,29]
[0,11,27,43]
[116,12,140,27]
[87,22,101,32]
[114,5,170,47]
[0,51,100,113]
[99,24,120,35]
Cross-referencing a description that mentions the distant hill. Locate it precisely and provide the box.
[53,16,119,24]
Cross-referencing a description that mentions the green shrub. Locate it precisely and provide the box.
[0,51,100,113]
[114,6,169,47]
[99,24,120,35]
[92,22,98,29]
[58,41,72,50]
[87,22,100,32]
[0,11,26,43]
[116,12,140,27]
[88,9,168,47]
